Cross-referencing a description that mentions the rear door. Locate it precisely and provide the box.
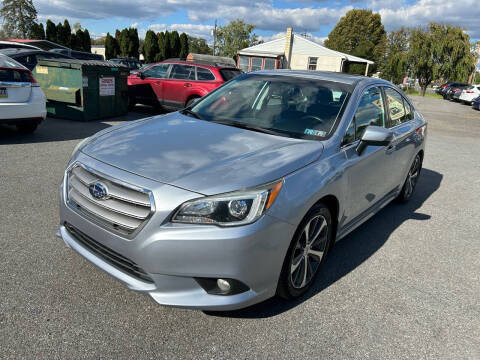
[0,56,32,103]
[383,87,417,190]
[161,64,196,108]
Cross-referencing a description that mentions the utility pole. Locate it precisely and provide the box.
[212,19,217,56]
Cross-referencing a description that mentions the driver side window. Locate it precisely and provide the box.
[343,87,386,145]
[143,64,170,78]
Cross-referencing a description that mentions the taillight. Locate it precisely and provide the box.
[416,125,426,140]
[27,70,39,87]
[466,91,474,93]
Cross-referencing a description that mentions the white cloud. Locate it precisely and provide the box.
[373,0,480,39]
[130,22,140,28]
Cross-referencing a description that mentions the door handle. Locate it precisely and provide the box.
[184,83,192,87]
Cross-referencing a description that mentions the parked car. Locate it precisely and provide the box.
[0,54,46,133]
[50,48,104,61]
[108,58,142,71]
[458,85,480,105]
[127,60,242,110]
[472,96,480,110]
[57,70,426,310]
[0,48,73,71]
[0,40,40,50]
[442,82,469,100]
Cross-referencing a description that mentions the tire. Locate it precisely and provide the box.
[277,203,333,300]
[185,97,199,108]
[16,121,38,134]
[127,96,136,110]
[396,153,422,203]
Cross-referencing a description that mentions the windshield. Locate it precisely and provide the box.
[189,74,351,139]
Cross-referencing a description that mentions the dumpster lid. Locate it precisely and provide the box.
[37,58,129,69]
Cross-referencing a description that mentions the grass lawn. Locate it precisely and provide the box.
[404,89,443,99]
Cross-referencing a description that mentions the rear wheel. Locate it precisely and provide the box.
[277,203,333,300]
[16,121,38,134]
[396,153,422,203]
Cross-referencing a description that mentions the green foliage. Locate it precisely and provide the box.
[105,32,119,59]
[128,28,139,58]
[179,32,189,59]
[56,20,72,47]
[324,9,386,74]
[0,0,38,38]
[169,30,181,58]
[215,19,260,58]
[381,27,409,84]
[45,19,56,42]
[118,28,129,57]
[29,22,45,40]
[144,30,159,63]
[188,36,212,55]
[82,29,91,53]
[409,23,475,95]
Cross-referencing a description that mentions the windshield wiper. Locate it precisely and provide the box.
[211,120,283,136]
[180,108,202,120]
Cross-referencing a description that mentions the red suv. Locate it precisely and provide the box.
[128,60,242,110]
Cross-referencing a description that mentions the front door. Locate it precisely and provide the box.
[341,86,393,225]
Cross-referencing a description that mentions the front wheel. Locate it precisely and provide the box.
[277,203,333,300]
[396,153,422,203]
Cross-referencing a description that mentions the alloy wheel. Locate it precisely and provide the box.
[289,215,329,289]
[404,155,421,199]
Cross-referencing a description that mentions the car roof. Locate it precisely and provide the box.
[0,53,28,69]
[160,59,238,69]
[0,48,74,58]
[248,70,387,87]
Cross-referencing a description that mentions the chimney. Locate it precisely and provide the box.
[285,27,293,69]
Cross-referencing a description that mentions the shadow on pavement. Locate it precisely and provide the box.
[0,105,163,145]
[207,168,443,318]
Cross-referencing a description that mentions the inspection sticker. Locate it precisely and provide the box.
[304,128,326,137]
[36,66,48,74]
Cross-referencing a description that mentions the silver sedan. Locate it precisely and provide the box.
[57,70,426,310]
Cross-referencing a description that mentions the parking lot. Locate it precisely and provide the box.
[1,97,479,359]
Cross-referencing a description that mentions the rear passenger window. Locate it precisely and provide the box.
[354,87,385,139]
[196,67,215,81]
[403,99,414,120]
[170,64,195,80]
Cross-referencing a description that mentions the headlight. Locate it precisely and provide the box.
[71,136,92,158]
[172,180,283,226]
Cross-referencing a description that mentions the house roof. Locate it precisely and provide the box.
[238,35,374,65]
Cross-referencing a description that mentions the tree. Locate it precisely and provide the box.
[127,27,139,58]
[82,29,91,52]
[179,32,189,58]
[215,19,260,58]
[408,23,476,96]
[45,19,57,42]
[144,30,159,63]
[156,31,168,62]
[381,27,409,84]
[29,22,45,40]
[169,30,181,58]
[0,0,38,38]
[105,32,119,59]
[188,36,211,55]
[119,28,129,57]
[56,20,72,47]
[324,9,387,75]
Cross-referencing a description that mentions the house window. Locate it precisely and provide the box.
[251,57,263,72]
[238,56,250,72]
[263,58,276,70]
[308,57,318,70]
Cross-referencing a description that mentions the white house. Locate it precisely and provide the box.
[237,27,374,75]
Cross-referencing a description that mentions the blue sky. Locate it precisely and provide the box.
[33,0,480,43]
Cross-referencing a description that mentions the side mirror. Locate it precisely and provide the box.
[356,125,394,155]
[137,72,145,80]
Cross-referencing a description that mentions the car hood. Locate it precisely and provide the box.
[82,112,323,195]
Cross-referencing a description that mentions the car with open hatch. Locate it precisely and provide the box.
[57,70,426,310]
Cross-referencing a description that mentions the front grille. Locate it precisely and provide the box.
[66,164,153,236]
[65,223,153,283]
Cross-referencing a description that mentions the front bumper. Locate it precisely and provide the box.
[58,154,296,310]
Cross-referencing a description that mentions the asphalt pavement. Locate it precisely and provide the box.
[0,98,479,359]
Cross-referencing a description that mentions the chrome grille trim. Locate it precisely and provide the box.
[65,162,155,237]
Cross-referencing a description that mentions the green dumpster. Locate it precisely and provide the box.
[33,59,130,121]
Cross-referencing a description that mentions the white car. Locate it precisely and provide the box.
[459,85,480,105]
[0,54,46,133]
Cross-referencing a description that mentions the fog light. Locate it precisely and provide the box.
[217,278,231,292]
